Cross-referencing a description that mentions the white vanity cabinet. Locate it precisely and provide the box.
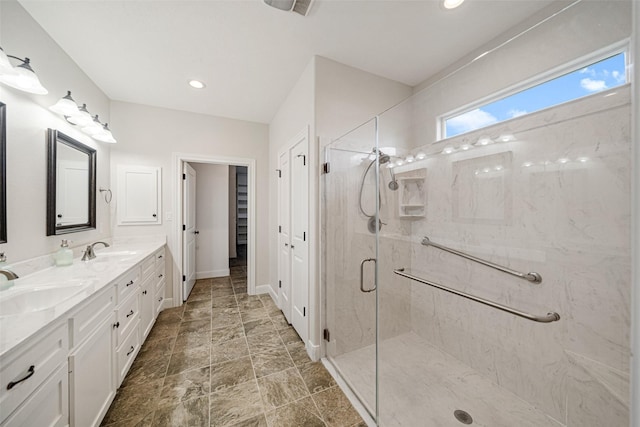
[68,285,116,427]
[69,313,117,427]
[0,243,167,427]
[0,322,69,427]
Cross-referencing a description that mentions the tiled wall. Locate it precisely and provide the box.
[400,87,631,426]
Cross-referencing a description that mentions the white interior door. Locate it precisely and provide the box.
[290,134,309,343]
[278,150,292,322]
[57,160,88,225]
[183,162,197,301]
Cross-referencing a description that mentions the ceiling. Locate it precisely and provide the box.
[20,0,556,124]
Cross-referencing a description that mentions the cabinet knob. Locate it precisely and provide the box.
[194,230,200,235]
[57,214,63,218]
[152,214,157,218]
[113,322,120,329]
[291,245,295,249]
[7,365,35,390]
[159,274,163,278]
[143,290,147,295]
[158,297,163,302]
[126,280,134,287]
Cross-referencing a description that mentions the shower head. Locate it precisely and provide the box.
[388,167,399,191]
[379,153,391,164]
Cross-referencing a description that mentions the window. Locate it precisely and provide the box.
[443,51,627,139]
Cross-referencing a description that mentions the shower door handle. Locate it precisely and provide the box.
[360,258,377,293]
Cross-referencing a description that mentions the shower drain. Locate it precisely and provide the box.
[454,409,473,424]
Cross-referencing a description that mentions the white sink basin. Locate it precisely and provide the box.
[92,250,139,262]
[0,285,86,316]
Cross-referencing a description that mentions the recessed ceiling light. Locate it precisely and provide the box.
[189,80,206,89]
[442,0,465,10]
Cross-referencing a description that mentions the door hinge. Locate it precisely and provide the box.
[322,162,330,174]
[323,329,330,342]
[183,224,186,231]
[183,173,186,180]
[276,169,281,178]
[279,280,282,289]
[303,231,306,241]
[278,225,282,233]
[182,275,186,282]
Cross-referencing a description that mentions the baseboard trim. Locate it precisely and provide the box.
[196,269,230,279]
[255,284,274,297]
[163,297,175,309]
[306,340,321,362]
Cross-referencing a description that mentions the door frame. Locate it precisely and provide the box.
[172,153,256,304]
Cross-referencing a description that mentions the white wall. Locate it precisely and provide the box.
[269,54,412,357]
[110,101,269,302]
[0,0,111,262]
[631,2,639,426]
[269,58,315,299]
[192,162,229,279]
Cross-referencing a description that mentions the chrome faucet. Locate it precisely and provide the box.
[0,252,18,280]
[0,269,19,280]
[81,241,110,261]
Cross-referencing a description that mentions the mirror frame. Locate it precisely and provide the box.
[0,102,6,243]
[46,129,97,236]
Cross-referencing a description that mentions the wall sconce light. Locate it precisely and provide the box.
[415,152,426,160]
[50,92,118,144]
[0,47,48,95]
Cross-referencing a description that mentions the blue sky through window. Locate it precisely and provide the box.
[444,52,627,138]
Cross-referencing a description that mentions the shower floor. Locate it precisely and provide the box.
[331,332,563,427]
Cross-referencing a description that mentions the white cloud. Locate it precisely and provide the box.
[447,109,497,134]
[611,70,625,84]
[508,109,527,118]
[579,67,596,77]
[580,78,607,92]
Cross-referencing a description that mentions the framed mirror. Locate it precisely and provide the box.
[0,102,6,243]
[46,129,96,235]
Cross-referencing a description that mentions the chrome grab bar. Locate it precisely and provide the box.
[393,268,560,323]
[422,236,542,284]
[360,258,377,293]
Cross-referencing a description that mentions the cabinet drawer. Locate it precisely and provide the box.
[70,285,115,348]
[155,248,165,266]
[114,267,141,305]
[0,322,68,424]
[154,263,166,294]
[154,285,164,316]
[116,326,140,386]
[115,291,139,348]
[1,362,68,427]
[141,255,155,281]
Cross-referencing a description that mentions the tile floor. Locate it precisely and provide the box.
[101,266,365,427]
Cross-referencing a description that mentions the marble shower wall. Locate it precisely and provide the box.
[324,132,412,360]
[397,87,631,426]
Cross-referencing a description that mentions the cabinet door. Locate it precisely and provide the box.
[140,277,155,341]
[1,363,68,427]
[69,313,116,427]
[116,165,161,225]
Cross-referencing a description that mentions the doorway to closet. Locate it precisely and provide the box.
[174,154,256,303]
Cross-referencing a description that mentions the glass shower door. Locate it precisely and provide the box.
[323,118,379,419]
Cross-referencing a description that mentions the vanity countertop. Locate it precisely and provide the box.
[0,239,166,358]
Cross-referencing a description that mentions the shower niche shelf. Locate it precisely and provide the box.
[398,175,426,218]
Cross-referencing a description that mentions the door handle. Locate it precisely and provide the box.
[360,258,377,293]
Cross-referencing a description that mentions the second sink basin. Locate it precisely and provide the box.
[0,284,86,316]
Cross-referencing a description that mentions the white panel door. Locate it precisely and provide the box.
[183,163,197,301]
[278,150,292,322]
[290,134,309,343]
